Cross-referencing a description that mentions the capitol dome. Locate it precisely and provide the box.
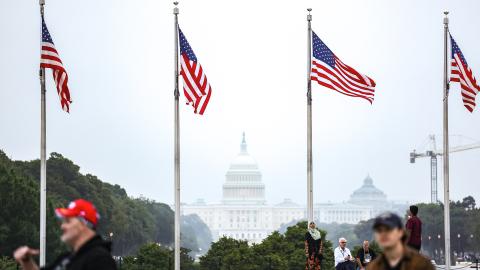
[227,134,260,172]
[348,175,387,206]
[222,133,265,205]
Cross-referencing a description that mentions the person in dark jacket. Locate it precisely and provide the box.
[355,240,376,270]
[305,221,323,270]
[14,199,117,270]
[405,205,422,251]
[367,212,434,270]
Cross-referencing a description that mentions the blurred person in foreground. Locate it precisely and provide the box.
[367,212,434,270]
[355,240,376,270]
[305,221,324,269]
[14,199,117,270]
[405,205,422,251]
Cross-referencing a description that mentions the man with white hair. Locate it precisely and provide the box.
[334,237,355,270]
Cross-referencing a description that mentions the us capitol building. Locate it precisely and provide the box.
[182,133,407,244]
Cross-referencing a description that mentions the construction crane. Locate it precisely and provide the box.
[410,135,480,203]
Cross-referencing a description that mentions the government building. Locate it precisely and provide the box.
[181,133,407,244]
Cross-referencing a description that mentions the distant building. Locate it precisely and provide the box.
[181,133,407,244]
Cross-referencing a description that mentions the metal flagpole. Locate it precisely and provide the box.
[173,2,181,270]
[442,11,451,270]
[39,0,47,266]
[306,8,314,225]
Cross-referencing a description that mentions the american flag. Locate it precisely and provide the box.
[310,31,376,103]
[450,34,479,112]
[179,28,212,115]
[40,16,71,112]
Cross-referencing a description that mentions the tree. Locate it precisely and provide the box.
[416,199,480,262]
[461,196,476,211]
[0,149,210,263]
[252,231,289,270]
[0,256,17,270]
[284,221,335,270]
[200,237,255,270]
[351,241,382,261]
[354,218,375,244]
[182,214,213,256]
[200,222,336,270]
[122,243,196,270]
[123,243,171,270]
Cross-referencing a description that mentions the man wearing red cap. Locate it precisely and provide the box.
[14,199,117,270]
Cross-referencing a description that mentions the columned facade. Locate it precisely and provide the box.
[181,134,407,244]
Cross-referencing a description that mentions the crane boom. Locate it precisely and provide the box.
[410,135,480,203]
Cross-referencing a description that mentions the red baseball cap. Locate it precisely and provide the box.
[55,199,99,228]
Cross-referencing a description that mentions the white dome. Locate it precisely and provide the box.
[227,133,260,172]
[222,133,265,205]
[348,175,387,206]
[229,153,260,171]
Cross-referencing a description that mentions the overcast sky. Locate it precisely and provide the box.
[1,0,479,207]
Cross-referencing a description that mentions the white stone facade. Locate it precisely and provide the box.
[181,134,405,244]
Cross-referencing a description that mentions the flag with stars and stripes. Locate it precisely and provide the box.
[40,15,71,112]
[310,31,376,104]
[179,27,212,115]
[450,34,480,112]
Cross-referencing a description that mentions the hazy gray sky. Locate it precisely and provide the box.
[1,0,479,206]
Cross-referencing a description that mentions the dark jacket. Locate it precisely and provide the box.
[42,235,117,270]
[367,247,434,270]
[356,247,377,267]
[304,232,323,258]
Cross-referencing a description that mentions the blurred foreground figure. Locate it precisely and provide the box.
[14,199,117,270]
[305,221,323,269]
[368,212,434,270]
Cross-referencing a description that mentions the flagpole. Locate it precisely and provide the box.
[306,8,314,225]
[173,2,181,270]
[39,0,47,266]
[442,11,451,270]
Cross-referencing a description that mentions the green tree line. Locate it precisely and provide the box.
[0,150,211,265]
[199,221,336,270]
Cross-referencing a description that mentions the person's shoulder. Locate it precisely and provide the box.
[412,251,433,263]
[41,252,71,270]
[83,247,116,269]
[85,244,113,257]
[407,249,435,269]
[367,254,384,269]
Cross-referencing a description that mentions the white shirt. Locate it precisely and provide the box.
[334,246,352,267]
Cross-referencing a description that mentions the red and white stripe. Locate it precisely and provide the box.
[451,54,480,112]
[40,41,71,112]
[180,54,211,115]
[311,57,375,104]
